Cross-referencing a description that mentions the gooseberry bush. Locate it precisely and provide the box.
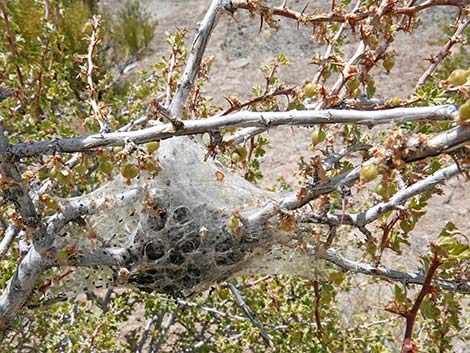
[0,0,469,352]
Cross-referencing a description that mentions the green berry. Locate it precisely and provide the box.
[389,97,401,106]
[311,129,326,145]
[383,57,395,72]
[227,216,239,229]
[360,164,378,182]
[145,160,159,172]
[375,182,386,196]
[146,141,160,154]
[113,146,123,154]
[234,146,247,160]
[321,68,331,80]
[42,194,59,210]
[304,82,321,98]
[231,152,241,163]
[99,160,114,176]
[447,69,469,86]
[121,163,139,180]
[459,101,470,121]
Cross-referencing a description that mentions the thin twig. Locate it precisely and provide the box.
[312,0,363,84]
[317,247,469,293]
[228,281,273,347]
[81,16,110,133]
[148,304,179,353]
[416,16,470,88]
[399,246,443,353]
[0,225,19,261]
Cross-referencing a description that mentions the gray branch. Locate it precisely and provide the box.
[405,124,470,161]
[0,225,19,261]
[247,127,470,225]
[0,248,49,333]
[228,281,273,347]
[309,163,469,226]
[168,0,229,118]
[6,105,459,157]
[318,248,470,293]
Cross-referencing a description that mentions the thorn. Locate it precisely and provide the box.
[224,96,235,107]
[258,13,264,33]
[298,2,309,30]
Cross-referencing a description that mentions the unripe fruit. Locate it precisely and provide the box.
[145,161,159,172]
[447,69,469,86]
[360,164,378,182]
[227,216,239,229]
[99,160,114,176]
[233,146,247,161]
[146,141,160,154]
[311,129,326,145]
[113,146,123,154]
[75,162,88,176]
[57,169,72,185]
[459,100,470,121]
[383,57,395,72]
[321,68,331,80]
[375,182,386,196]
[352,88,361,98]
[459,101,470,121]
[389,97,401,106]
[42,194,59,210]
[121,163,139,180]
[231,152,241,162]
[346,77,360,92]
[304,82,320,98]
[46,198,59,210]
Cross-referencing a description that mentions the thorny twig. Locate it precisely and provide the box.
[416,16,470,88]
[395,246,443,353]
[0,2,24,89]
[312,0,363,84]
[79,16,110,133]
[220,86,295,116]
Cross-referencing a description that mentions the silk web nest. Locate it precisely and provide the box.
[45,138,318,299]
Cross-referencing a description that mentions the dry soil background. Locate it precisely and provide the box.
[103,0,470,349]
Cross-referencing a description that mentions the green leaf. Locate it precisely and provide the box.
[420,299,440,320]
